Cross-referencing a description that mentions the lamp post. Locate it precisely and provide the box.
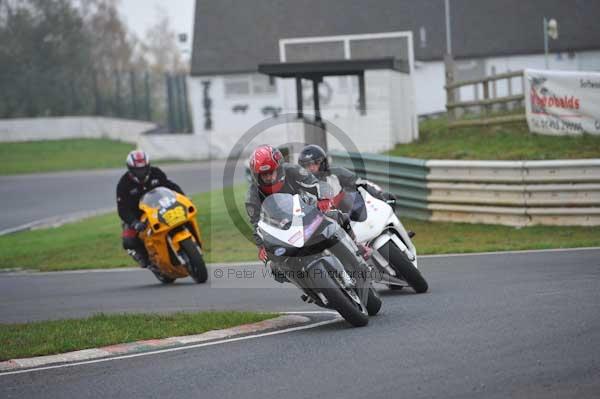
[444,0,457,120]
[544,17,558,69]
[445,0,452,55]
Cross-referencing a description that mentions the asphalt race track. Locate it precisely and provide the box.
[0,160,244,233]
[1,248,599,398]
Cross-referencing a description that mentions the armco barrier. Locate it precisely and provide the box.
[330,151,600,226]
[331,152,432,220]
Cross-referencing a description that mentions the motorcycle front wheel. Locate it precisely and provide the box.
[180,238,208,284]
[312,264,369,327]
[379,241,428,293]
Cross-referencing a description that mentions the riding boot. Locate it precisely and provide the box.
[127,249,151,268]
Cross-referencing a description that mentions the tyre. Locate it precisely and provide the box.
[180,238,208,284]
[152,271,176,284]
[379,241,428,293]
[366,287,382,316]
[312,264,369,327]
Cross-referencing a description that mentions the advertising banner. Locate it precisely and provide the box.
[525,68,600,135]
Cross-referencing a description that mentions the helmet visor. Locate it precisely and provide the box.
[130,166,150,182]
[259,169,279,185]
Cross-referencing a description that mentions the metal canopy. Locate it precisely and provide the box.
[258,57,409,78]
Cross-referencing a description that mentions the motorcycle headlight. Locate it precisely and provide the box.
[274,247,286,256]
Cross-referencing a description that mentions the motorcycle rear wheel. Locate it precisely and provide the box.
[366,287,382,316]
[152,270,176,284]
[181,238,208,284]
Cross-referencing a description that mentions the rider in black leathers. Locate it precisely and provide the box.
[117,150,184,268]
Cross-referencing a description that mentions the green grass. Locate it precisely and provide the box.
[0,185,257,271]
[0,183,598,271]
[404,218,600,254]
[387,117,600,160]
[0,138,135,175]
[0,311,278,361]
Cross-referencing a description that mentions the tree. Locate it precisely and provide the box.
[78,0,134,74]
[142,6,187,74]
[0,0,94,117]
[0,0,185,121]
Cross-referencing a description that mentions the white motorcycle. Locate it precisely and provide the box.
[324,181,428,293]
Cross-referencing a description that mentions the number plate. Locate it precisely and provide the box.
[162,206,186,226]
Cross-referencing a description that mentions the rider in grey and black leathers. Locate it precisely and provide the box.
[298,144,397,209]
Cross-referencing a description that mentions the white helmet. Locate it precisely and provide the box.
[126,150,151,183]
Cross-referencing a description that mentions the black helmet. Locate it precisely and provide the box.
[126,150,151,184]
[298,144,329,176]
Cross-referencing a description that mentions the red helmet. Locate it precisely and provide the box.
[249,145,285,194]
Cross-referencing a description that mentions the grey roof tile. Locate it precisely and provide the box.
[191,0,600,75]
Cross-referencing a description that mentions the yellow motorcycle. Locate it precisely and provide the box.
[138,187,207,284]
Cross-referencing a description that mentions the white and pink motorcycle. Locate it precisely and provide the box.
[322,178,429,293]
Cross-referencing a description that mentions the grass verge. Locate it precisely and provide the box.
[405,218,600,255]
[0,138,135,175]
[0,311,278,361]
[387,117,600,160]
[0,183,598,271]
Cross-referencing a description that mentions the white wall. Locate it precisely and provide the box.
[139,134,212,160]
[187,74,284,158]
[0,117,156,144]
[313,70,417,153]
[413,61,447,115]
[184,69,417,159]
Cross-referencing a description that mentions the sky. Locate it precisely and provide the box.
[117,0,196,54]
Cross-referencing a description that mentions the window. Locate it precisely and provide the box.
[224,74,276,97]
[224,78,250,97]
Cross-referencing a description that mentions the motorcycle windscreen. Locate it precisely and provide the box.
[260,193,322,233]
[260,193,295,230]
[337,190,367,222]
[140,187,177,208]
[318,180,337,199]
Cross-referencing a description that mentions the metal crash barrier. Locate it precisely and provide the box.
[330,151,600,226]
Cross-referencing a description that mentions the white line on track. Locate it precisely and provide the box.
[0,312,341,377]
[418,246,600,258]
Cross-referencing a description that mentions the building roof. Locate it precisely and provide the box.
[191,0,600,76]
